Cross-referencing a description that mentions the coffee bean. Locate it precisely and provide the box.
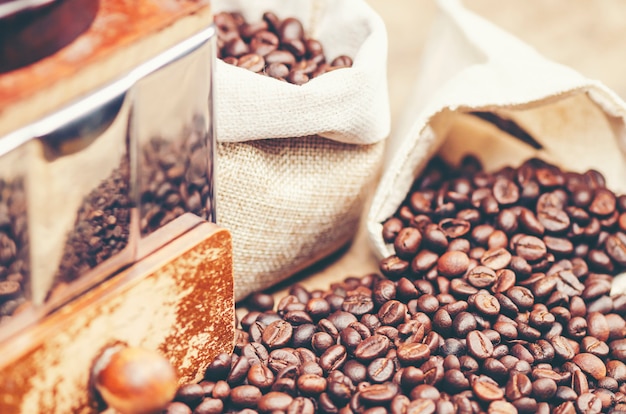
[435,251,469,278]
[359,383,399,405]
[439,218,471,239]
[472,377,504,402]
[171,155,626,414]
[218,12,351,84]
[394,227,422,260]
[367,358,395,383]
[395,342,430,365]
[354,335,390,362]
[287,396,315,414]
[247,364,275,391]
[342,293,374,316]
[257,391,293,412]
[262,320,293,349]
[466,330,494,360]
[480,247,512,270]
[573,353,607,380]
[576,393,602,414]
[230,385,262,408]
[473,291,500,316]
[382,217,404,243]
[248,293,274,312]
[327,311,358,332]
[319,345,347,373]
[163,402,192,414]
[193,398,223,414]
[377,300,407,326]
[296,374,327,396]
[515,235,547,261]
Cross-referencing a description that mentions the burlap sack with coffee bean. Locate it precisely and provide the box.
[367,0,626,290]
[213,0,390,300]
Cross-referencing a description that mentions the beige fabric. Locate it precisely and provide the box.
[212,0,390,300]
[213,0,390,145]
[367,0,626,279]
[219,137,384,299]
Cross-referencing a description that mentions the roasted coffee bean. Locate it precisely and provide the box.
[380,256,410,279]
[204,353,232,381]
[481,247,512,270]
[256,391,293,412]
[342,293,375,316]
[296,374,327,396]
[218,12,351,85]
[248,293,275,312]
[394,227,423,260]
[359,383,399,405]
[437,251,470,277]
[354,335,390,362]
[439,218,471,239]
[311,332,335,355]
[466,330,494,360]
[467,266,497,289]
[172,156,626,414]
[382,217,403,243]
[174,383,204,407]
[420,358,445,386]
[328,311,358,332]
[416,294,439,315]
[247,363,275,391]
[576,392,602,414]
[516,235,547,261]
[473,291,501,316]
[262,320,293,349]
[452,311,477,337]
[163,402,192,414]
[472,377,504,402]
[573,353,607,380]
[367,358,395,383]
[319,345,348,373]
[230,385,263,408]
[373,280,396,306]
[450,279,478,299]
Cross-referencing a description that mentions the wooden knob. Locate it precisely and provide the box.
[92,344,178,414]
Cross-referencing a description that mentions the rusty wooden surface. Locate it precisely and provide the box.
[0,221,234,414]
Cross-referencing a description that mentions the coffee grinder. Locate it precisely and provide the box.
[0,1,234,412]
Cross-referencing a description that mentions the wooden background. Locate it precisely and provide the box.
[261,0,626,299]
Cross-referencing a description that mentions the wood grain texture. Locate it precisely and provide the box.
[0,222,234,414]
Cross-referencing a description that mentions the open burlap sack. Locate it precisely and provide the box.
[213,0,390,300]
[367,0,626,290]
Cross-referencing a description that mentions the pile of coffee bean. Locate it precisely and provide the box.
[216,11,353,85]
[139,115,213,235]
[0,177,29,324]
[163,155,626,414]
[53,158,131,288]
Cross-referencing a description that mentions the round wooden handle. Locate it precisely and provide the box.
[92,344,178,414]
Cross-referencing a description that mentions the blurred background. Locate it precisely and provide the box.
[367,0,626,127]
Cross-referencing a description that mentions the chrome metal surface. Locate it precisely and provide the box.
[0,24,216,332]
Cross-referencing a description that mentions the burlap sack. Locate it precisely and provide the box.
[213,0,390,300]
[367,0,626,293]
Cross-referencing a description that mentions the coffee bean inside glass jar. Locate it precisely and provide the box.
[215,11,353,84]
[163,155,626,414]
